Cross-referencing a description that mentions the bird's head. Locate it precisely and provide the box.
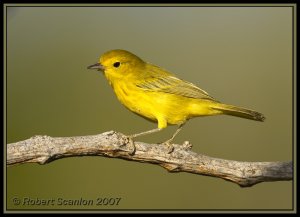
[87,49,145,80]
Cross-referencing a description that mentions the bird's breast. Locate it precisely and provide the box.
[110,81,199,126]
[112,82,157,121]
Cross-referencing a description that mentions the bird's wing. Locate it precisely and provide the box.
[135,64,217,101]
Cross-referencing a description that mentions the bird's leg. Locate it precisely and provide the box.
[125,128,162,155]
[163,123,186,153]
[130,128,162,138]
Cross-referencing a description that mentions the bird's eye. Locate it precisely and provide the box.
[113,62,121,68]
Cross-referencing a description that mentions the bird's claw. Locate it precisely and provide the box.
[122,135,136,155]
[162,141,174,154]
[161,140,192,154]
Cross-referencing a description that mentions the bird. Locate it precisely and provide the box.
[88,49,265,153]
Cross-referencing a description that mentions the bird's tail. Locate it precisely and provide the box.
[211,103,265,122]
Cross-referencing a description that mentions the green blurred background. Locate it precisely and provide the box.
[6,6,293,210]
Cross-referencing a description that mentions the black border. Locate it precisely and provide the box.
[4,4,296,213]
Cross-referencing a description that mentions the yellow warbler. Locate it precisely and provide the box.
[88,49,265,152]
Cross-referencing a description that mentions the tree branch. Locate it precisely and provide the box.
[7,131,292,187]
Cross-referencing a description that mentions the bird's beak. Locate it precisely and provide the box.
[87,63,105,71]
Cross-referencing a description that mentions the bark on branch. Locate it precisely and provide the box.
[7,131,292,187]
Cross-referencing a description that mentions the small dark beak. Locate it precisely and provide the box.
[87,63,105,71]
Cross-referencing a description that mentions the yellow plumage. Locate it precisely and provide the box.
[88,49,265,151]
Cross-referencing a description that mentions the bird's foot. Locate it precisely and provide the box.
[122,135,136,155]
[160,140,192,153]
[161,140,175,154]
